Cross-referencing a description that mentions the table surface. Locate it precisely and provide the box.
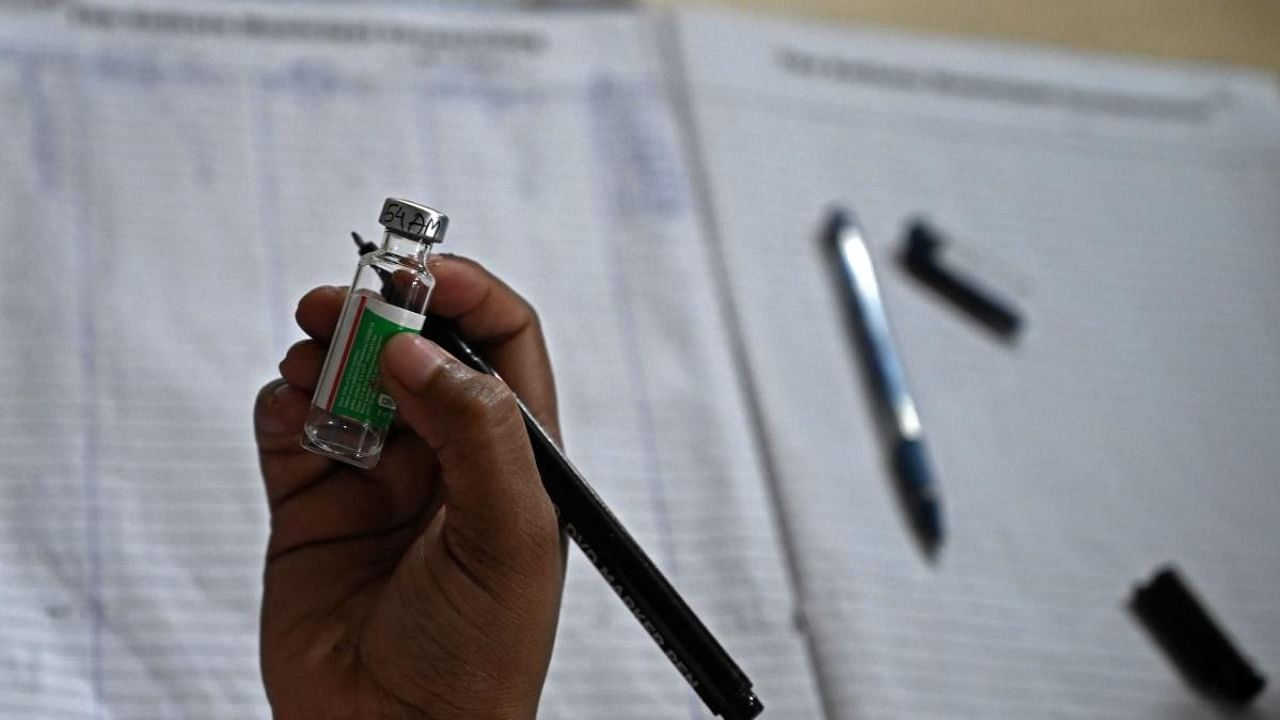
[651,0,1280,75]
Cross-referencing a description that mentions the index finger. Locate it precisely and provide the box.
[424,255,560,444]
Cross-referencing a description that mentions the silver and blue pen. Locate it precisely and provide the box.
[828,209,944,555]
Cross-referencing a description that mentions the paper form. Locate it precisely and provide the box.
[0,3,821,718]
[674,8,1280,719]
[8,2,1278,718]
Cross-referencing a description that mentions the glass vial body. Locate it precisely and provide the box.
[302,199,448,469]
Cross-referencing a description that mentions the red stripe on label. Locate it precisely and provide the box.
[325,295,368,411]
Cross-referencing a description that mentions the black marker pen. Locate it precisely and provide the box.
[352,232,764,720]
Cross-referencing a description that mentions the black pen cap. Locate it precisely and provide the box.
[1131,565,1266,704]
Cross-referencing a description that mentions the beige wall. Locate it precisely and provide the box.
[651,0,1280,74]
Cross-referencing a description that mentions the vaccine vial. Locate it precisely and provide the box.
[302,198,449,468]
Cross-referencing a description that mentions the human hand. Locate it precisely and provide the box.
[253,256,564,719]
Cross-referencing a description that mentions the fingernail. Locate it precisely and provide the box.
[383,333,445,389]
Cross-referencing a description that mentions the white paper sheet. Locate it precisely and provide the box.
[0,3,820,718]
[673,9,1280,719]
[5,2,1280,719]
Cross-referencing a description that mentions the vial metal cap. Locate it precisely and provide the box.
[379,198,448,244]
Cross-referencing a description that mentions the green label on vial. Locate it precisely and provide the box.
[329,294,426,430]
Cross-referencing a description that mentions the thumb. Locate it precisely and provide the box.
[379,332,557,563]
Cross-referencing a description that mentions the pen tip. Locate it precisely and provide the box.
[918,508,945,562]
[827,207,856,236]
[737,691,765,719]
[893,439,944,558]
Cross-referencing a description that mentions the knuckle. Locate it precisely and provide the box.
[450,373,517,424]
[279,343,321,383]
[293,289,320,323]
[295,285,343,319]
[255,379,284,410]
[508,288,538,323]
[281,340,309,365]
[522,301,543,334]
[499,281,543,338]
